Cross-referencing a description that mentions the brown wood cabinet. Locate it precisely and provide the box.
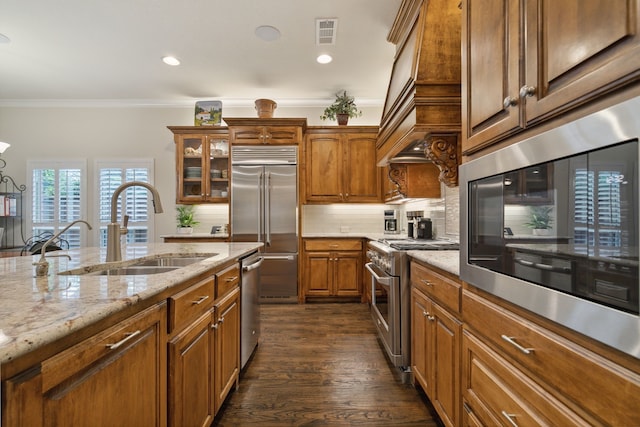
[304,127,381,203]
[168,126,230,204]
[224,117,307,145]
[3,303,167,427]
[410,260,461,427]
[462,0,640,154]
[383,163,442,202]
[462,288,640,426]
[302,238,363,301]
[213,286,240,413]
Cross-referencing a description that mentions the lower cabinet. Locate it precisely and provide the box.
[411,262,461,427]
[302,238,363,301]
[213,286,240,413]
[3,303,167,427]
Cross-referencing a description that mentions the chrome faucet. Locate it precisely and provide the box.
[33,220,93,277]
[106,181,163,262]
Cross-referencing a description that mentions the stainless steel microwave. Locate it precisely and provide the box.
[460,96,640,359]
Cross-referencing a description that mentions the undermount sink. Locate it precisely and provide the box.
[93,266,181,276]
[58,253,217,276]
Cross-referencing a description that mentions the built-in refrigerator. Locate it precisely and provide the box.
[231,145,298,303]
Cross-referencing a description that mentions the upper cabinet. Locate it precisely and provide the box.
[224,118,307,145]
[462,0,640,154]
[377,0,462,187]
[168,126,230,204]
[304,127,382,203]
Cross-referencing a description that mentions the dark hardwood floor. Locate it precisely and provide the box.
[213,303,441,426]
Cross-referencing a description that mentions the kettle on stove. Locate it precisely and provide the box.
[416,218,433,240]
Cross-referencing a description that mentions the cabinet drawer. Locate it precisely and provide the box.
[216,263,240,298]
[304,239,362,251]
[411,261,461,314]
[462,330,590,427]
[463,290,640,426]
[169,277,215,333]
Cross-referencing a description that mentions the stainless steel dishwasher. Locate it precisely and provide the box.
[240,251,263,369]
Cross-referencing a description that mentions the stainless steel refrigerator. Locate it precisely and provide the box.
[231,145,298,303]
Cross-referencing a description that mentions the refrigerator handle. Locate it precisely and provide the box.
[265,171,271,246]
[258,171,264,242]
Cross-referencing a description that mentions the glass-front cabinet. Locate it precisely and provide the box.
[169,127,229,204]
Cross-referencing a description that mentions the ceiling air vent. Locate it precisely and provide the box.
[316,18,338,45]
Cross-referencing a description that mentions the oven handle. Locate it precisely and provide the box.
[365,262,395,286]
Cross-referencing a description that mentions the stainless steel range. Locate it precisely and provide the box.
[366,238,458,381]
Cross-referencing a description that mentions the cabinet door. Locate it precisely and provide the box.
[304,251,333,296]
[411,288,432,392]
[524,0,640,125]
[462,0,521,153]
[431,303,461,427]
[168,311,214,427]
[214,287,240,412]
[3,304,167,427]
[176,134,209,203]
[333,251,361,296]
[305,133,343,202]
[343,133,381,202]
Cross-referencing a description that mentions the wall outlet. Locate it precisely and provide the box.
[340,226,350,233]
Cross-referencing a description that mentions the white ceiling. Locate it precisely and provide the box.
[0,0,402,107]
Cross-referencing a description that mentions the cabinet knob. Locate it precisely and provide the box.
[503,96,518,109]
[519,85,536,98]
[422,310,429,317]
[427,315,435,321]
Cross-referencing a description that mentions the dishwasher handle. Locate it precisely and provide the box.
[242,255,264,272]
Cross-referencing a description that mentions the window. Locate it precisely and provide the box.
[28,160,87,249]
[96,159,155,247]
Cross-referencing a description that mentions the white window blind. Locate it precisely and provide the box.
[28,161,87,249]
[97,160,154,247]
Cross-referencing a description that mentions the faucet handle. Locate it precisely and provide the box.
[120,214,130,235]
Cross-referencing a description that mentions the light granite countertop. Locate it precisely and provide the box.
[160,232,230,239]
[408,250,460,276]
[0,242,262,366]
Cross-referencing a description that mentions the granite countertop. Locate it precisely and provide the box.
[408,250,460,276]
[0,242,262,365]
[302,232,408,240]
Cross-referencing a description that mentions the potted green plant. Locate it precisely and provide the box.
[524,206,553,235]
[176,205,199,234]
[320,90,362,125]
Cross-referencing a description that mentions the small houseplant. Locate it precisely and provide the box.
[524,206,553,235]
[176,205,199,234]
[320,90,362,125]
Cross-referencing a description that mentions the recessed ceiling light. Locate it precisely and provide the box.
[162,56,180,66]
[0,33,10,44]
[317,54,332,64]
[255,25,281,42]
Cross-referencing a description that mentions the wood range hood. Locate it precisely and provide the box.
[377,0,461,187]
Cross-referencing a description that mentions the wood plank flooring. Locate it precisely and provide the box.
[213,303,441,426]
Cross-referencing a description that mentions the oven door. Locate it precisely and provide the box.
[366,262,401,366]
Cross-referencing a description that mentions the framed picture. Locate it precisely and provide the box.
[195,100,222,126]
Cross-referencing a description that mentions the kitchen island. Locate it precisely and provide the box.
[0,241,261,372]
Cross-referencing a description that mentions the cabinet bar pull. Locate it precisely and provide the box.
[501,335,534,355]
[106,330,141,350]
[225,276,238,282]
[501,410,519,427]
[421,279,433,286]
[192,295,210,305]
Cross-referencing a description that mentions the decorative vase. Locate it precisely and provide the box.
[255,99,277,118]
[532,228,550,236]
[337,113,349,126]
[177,226,193,235]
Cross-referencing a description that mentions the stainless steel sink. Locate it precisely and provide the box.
[58,253,217,276]
[132,256,213,267]
[93,266,180,275]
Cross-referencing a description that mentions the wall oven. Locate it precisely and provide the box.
[460,96,640,359]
